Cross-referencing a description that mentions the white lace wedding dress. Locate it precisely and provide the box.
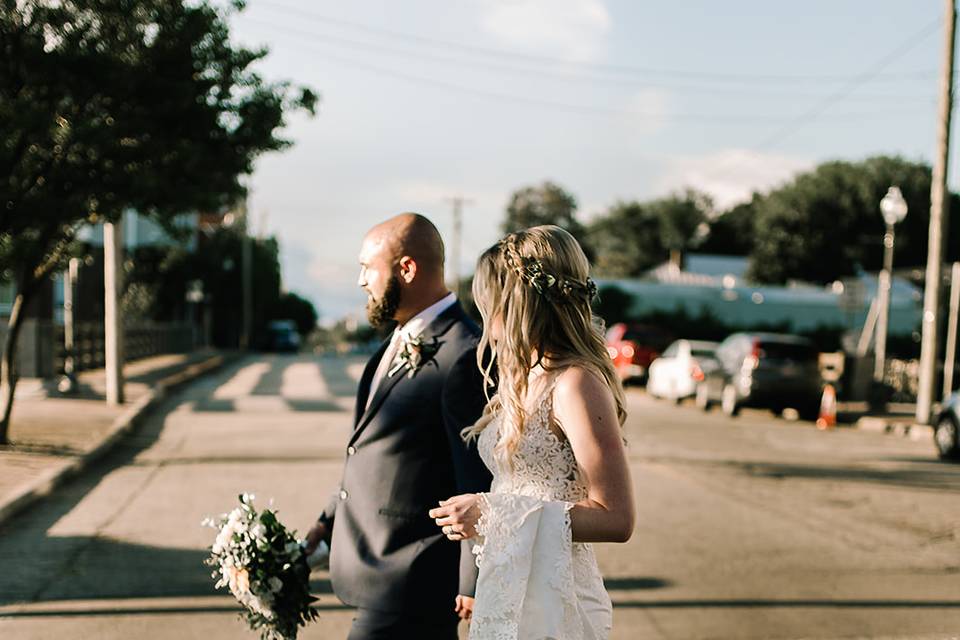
[471,379,613,640]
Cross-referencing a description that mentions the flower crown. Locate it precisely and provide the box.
[500,240,598,303]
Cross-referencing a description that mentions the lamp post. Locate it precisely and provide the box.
[874,186,909,382]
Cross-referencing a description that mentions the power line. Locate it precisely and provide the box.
[254,0,941,86]
[245,16,937,102]
[261,36,935,123]
[755,17,942,149]
[243,19,937,122]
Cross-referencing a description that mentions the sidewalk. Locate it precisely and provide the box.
[0,349,238,527]
[837,401,935,441]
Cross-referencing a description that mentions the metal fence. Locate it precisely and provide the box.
[0,320,195,379]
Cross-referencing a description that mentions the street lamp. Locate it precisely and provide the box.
[874,186,909,383]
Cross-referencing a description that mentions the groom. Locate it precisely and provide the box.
[305,213,492,639]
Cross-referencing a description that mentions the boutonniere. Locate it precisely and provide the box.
[388,334,440,378]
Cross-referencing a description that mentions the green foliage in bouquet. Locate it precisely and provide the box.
[204,494,319,640]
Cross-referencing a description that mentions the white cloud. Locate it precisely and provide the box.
[479,0,612,62]
[655,149,813,211]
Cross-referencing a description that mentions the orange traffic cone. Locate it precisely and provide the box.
[816,384,837,430]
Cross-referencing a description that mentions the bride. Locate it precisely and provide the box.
[429,225,635,640]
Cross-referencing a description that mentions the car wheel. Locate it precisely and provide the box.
[934,415,960,461]
[721,384,740,417]
[695,383,712,411]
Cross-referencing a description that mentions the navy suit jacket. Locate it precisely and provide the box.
[319,302,492,613]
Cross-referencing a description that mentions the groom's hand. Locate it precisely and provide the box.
[303,521,328,554]
[455,595,475,620]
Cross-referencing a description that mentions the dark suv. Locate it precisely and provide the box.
[695,333,822,419]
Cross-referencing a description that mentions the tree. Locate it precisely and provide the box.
[586,201,662,277]
[502,181,592,257]
[0,0,317,442]
[747,156,960,284]
[274,292,319,337]
[648,188,711,253]
[133,225,283,349]
[700,196,760,256]
[586,189,711,277]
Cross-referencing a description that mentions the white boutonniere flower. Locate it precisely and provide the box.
[388,333,440,378]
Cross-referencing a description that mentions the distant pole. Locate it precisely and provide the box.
[59,257,79,393]
[873,230,894,382]
[240,201,253,350]
[446,196,473,297]
[917,0,956,424]
[943,262,960,397]
[874,186,909,383]
[104,221,125,405]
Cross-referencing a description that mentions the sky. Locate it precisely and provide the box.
[225,0,955,323]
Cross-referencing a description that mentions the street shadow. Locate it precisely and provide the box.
[190,398,345,413]
[603,577,672,590]
[611,598,960,609]
[191,398,237,412]
[0,532,339,606]
[317,356,364,399]
[0,386,214,607]
[249,356,287,396]
[727,460,960,492]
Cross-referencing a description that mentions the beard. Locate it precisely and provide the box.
[366,275,401,328]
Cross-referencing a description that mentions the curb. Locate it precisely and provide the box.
[854,416,935,442]
[0,352,237,528]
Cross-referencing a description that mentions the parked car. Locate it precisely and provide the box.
[934,394,960,461]
[605,323,672,384]
[695,332,822,419]
[265,319,301,353]
[647,340,720,402]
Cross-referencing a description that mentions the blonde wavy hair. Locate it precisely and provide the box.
[464,225,627,461]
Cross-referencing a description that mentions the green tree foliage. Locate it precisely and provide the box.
[273,291,319,337]
[700,196,759,256]
[587,202,662,277]
[587,189,711,277]
[746,156,960,284]
[502,181,593,257]
[0,0,316,441]
[502,181,582,235]
[141,226,283,349]
[649,188,711,252]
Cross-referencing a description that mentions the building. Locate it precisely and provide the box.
[599,253,922,337]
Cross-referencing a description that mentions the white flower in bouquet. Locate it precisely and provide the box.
[204,494,319,640]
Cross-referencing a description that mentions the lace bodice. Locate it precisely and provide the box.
[477,379,589,503]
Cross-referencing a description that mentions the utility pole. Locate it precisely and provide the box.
[104,220,125,405]
[445,196,473,298]
[240,199,253,351]
[943,262,960,397]
[58,257,79,394]
[917,0,956,424]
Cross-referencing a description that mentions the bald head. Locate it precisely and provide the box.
[358,213,450,326]
[367,213,445,273]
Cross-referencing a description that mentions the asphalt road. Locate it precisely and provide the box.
[1,353,958,640]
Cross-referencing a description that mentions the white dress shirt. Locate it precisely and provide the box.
[366,292,457,408]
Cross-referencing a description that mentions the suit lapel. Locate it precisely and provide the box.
[354,338,390,427]
[350,303,464,444]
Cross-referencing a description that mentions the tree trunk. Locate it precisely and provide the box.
[0,291,27,445]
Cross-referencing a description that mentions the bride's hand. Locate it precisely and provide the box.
[429,494,481,541]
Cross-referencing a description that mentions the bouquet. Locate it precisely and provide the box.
[203,494,319,640]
